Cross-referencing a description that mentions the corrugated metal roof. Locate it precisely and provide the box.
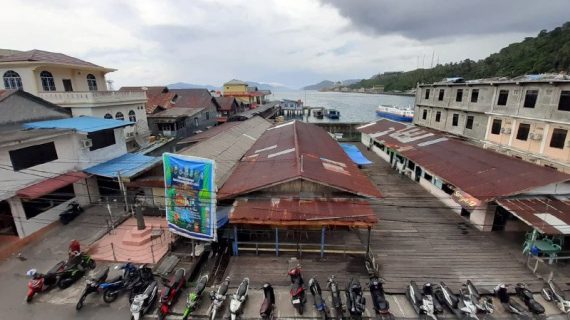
[496,197,570,235]
[0,49,112,70]
[358,119,570,201]
[23,116,133,133]
[84,153,161,178]
[219,121,382,199]
[177,121,241,145]
[17,171,87,199]
[148,107,204,118]
[230,198,377,227]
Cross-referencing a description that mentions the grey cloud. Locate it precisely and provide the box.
[320,0,569,39]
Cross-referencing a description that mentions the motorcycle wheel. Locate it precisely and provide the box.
[87,259,96,270]
[103,289,118,303]
[26,294,33,303]
[76,298,84,310]
[58,278,72,289]
[295,304,303,315]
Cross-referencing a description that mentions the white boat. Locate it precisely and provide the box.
[376,105,414,122]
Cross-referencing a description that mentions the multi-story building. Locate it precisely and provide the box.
[415,74,570,173]
[0,49,149,150]
[222,79,270,107]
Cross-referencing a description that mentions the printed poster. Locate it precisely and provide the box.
[163,153,216,241]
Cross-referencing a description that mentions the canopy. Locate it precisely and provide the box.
[24,116,133,133]
[340,143,372,165]
[497,197,570,235]
[84,153,161,179]
[17,171,87,199]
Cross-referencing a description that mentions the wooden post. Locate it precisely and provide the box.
[110,243,117,261]
[366,227,372,256]
[275,228,279,256]
[320,226,325,258]
[233,225,239,256]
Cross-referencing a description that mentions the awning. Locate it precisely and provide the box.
[23,116,133,133]
[84,153,161,179]
[217,206,230,228]
[340,143,372,165]
[496,197,570,235]
[17,171,87,199]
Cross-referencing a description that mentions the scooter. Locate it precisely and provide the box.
[230,277,249,320]
[182,274,209,320]
[158,268,187,320]
[327,275,344,319]
[76,266,109,310]
[25,261,66,302]
[494,283,531,319]
[542,279,570,314]
[369,277,391,318]
[209,276,230,320]
[100,263,139,303]
[406,281,439,320]
[515,283,545,314]
[128,264,155,303]
[130,280,158,320]
[289,265,306,315]
[59,201,83,225]
[58,253,97,289]
[309,277,327,319]
[456,286,479,319]
[346,278,366,318]
[260,283,276,320]
[465,280,494,314]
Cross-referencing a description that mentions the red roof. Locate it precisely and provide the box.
[219,121,382,199]
[0,89,16,102]
[119,86,174,114]
[17,171,87,199]
[230,198,377,227]
[496,197,570,235]
[170,89,218,110]
[358,119,570,201]
[215,96,239,111]
[0,49,106,69]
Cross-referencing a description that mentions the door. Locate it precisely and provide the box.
[63,79,73,92]
[0,201,17,236]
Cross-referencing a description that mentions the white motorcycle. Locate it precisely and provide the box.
[230,277,249,320]
[208,276,230,320]
[542,279,570,314]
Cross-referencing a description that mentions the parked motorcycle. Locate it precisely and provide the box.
[209,276,230,320]
[158,268,187,320]
[406,281,441,320]
[100,263,139,303]
[59,201,83,225]
[515,283,545,314]
[229,277,249,320]
[260,283,276,320]
[327,275,344,319]
[76,266,109,310]
[182,274,209,320]
[369,276,391,318]
[309,277,327,319]
[58,253,96,289]
[494,283,531,319]
[542,279,570,314]
[465,280,494,314]
[130,280,158,320]
[25,261,66,302]
[346,278,366,318]
[289,265,306,315]
[128,264,155,303]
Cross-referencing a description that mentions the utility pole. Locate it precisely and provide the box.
[134,194,146,230]
[117,171,129,212]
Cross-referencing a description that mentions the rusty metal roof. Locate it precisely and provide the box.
[229,197,377,227]
[496,197,570,235]
[358,119,570,202]
[219,121,382,199]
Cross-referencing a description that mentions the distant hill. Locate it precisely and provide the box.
[351,22,570,92]
[167,82,218,91]
[245,81,291,91]
[302,79,361,90]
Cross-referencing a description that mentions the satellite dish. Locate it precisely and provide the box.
[134,120,150,148]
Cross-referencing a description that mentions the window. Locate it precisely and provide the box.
[194,117,199,127]
[87,74,98,91]
[558,91,570,111]
[523,90,538,108]
[115,112,124,121]
[206,112,210,120]
[104,113,113,119]
[497,90,509,106]
[452,113,459,126]
[424,89,430,99]
[40,71,56,91]
[465,115,474,129]
[3,70,22,90]
[422,110,427,120]
[435,111,441,122]
[516,123,530,141]
[128,110,136,122]
[491,119,502,135]
[456,89,463,102]
[438,89,444,101]
[87,129,116,151]
[471,89,479,103]
[9,142,58,171]
[550,128,567,149]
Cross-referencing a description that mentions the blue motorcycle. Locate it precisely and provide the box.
[99,263,139,303]
[309,277,327,319]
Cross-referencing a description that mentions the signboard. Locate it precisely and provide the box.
[163,153,216,241]
[451,189,481,210]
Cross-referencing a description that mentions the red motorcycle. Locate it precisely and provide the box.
[288,265,306,314]
[158,268,187,320]
[26,261,66,302]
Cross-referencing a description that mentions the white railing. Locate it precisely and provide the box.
[38,91,147,105]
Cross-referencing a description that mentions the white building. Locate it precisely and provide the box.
[0,49,149,151]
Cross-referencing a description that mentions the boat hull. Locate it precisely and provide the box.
[376,111,413,122]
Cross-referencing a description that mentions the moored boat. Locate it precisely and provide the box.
[376,105,413,122]
[326,109,340,119]
[314,108,324,119]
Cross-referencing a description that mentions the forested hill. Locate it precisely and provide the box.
[352,22,570,92]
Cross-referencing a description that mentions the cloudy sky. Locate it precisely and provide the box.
[2,0,568,88]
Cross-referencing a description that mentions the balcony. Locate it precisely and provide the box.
[38,91,147,107]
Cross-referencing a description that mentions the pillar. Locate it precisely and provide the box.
[366,227,372,256]
[233,225,239,256]
[275,228,279,256]
[320,226,326,258]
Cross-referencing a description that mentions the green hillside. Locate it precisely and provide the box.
[352,22,570,92]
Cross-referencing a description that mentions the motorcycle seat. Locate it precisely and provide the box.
[106,275,123,284]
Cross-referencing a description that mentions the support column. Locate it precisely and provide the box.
[320,226,326,258]
[366,227,372,256]
[233,225,239,256]
[275,228,279,256]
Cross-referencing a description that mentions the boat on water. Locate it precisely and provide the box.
[325,109,340,119]
[314,108,324,119]
[376,105,414,122]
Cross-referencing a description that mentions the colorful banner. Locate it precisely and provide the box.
[163,153,216,241]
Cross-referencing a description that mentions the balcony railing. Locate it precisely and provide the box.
[38,91,147,106]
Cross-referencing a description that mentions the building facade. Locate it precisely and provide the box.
[415,75,570,172]
[222,79,270,107]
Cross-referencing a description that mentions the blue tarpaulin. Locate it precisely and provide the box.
[340,143,372,165]
[84,153,161,178]
[24,116,133,133]
[217,206,230,228]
